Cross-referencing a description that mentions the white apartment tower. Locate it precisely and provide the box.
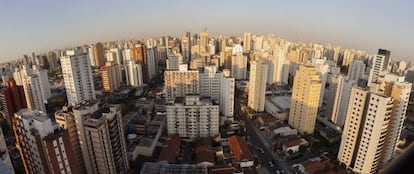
[61,49,96,105]
[146,47,158,79]
[125,60,143,87]
[166,53,183,71]
[368,49,391,86]
[32,65,51,101]
[378,76,412,166]
[243,32,252,52]
[22,75,46,112]
[166,95,219,139]
[289,65,322,134]
[248,60,268,112]
[220,69,235,118]
[338,87,393,174]
[199,65,221,101]
[14,65,51,104]
[231,52,247,80]
[327,75,356,126]
[347,59,366,81]
[268,48,290,84]
[181,32,191,63]
[164,65,199,101]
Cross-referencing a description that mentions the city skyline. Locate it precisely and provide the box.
[1,0,413,62]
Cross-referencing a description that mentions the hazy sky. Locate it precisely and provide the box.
[0,0,413,62]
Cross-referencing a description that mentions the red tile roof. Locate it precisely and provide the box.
[259,115,277,123]
[157,134,181,163]
[228,135,253,161]
[195,145,215,164]
[283,138,305,148]
[302,161,326,174]
[209,165,242,174]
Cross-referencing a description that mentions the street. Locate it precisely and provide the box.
[234,89,291,174]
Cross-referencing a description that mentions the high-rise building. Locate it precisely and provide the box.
[32,65,51,101]
[327,76,355,126]
[21,75,46,112]
[199,28,208,53]
[268,48,290,84]
[347,59,366,81]
[82,105,129,173]
[125,60,143,87]
[248,60,268,112]
[131,44,149,83]
[289,65,321,134]
[0,129,14,174]
[166,95,219,139]
[47,51,59,70]
[0,80,26,121]
[72,101,129,174]
[338,87,393,174]
[378,75,412,166]
[181,32,191,63]
[14,109,80,174]
[243,32,252,53]
[166,53,183,71]
[0,79,28,123]
[199,65,221,101]
[93,42,105,67]
[164,65,199,101]
[338,74,411,173]
[105,48,122,65]
[61,49,96,105]
[231,50,247,80]
[220,69,235,118]
[146,47,158,79]
[13,65,50,103]
[254,35,264,51]
[55,107,86,174]
[368,49,391,86]
[100,61,122,92]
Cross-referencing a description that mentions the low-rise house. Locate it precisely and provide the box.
[157,134,181,163]
[282,138,309,155]
[228,135,254,168]
[292,155,346,174]
[272,126,298,137]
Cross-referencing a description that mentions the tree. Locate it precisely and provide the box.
[224,120,232,129]
[299,145,307,153]
[238,120,246,128]
[120,103,131,115]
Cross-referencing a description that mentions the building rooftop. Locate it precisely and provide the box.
[17,108,48,122]
[72,100,99,110]
[157,134,181,163]
[141,162,208,174]
[283,138,308,148]
[195,138,215,164]
[208,165,242,174]
[258,114,278,123]
[271,96,291,111]
[228,135,253,161]
[138,137,153,148]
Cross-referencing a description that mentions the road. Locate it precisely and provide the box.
[235,89,290,174]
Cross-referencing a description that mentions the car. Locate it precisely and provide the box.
[268,161,274,168]
[260,148,265,154]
